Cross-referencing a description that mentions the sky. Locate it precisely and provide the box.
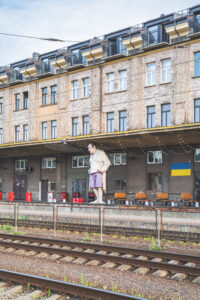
[0,0,200,66]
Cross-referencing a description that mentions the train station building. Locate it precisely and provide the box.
[1,4,200,202]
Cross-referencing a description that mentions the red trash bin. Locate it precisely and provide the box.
[61,192,67,203]
[0,192,2,201]
[26,193,32,202]
[9,192,15,202]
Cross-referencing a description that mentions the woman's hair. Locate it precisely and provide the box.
[88,142,96,148]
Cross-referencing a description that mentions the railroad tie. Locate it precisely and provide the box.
[15,289,47,299]
[192,276,200,284]
[35,243,51,258]
[152,259,179,278]
[0,285,24,297]
[59,247,82,263]
[101,252,120,269]
[47,245,62,261]
[171,262,196,281]
[117,254,133,271]
[24,242,40,256]
[85,250,107,266]
[46,295,65,300]
[73,248,95,265]
[134,255,149,275]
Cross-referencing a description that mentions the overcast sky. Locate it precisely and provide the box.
[0,0,200,66]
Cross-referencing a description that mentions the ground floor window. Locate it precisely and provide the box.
[0,177,2,192]
[148,172,162,192]
[114,179,127,191]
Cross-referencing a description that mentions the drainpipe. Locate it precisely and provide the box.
[99,65,102,133]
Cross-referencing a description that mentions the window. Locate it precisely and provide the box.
[147,106,156,128]
[23,124,29,142]
[108,153,127,165]
[72,155,89,168]
[107,72,114,93]
[161,59,171,83]
[148,25,159,44]
[0,98,3,114]
[147,150,162,164]
[15,125,20,142]
[194,52,200,77]
[51,120,57,139]
[0,177,2,192]
[15,159,28,170]
[42,87,47,106]
[83,78,90,97]
[42,122,48,140]
[194,99,200,123]
[114,179,127,190]
[0,128,3,144]
[147,62,156,86]
[72,117,78,136]
[83,115,89,135]
[195,148,200,162]
[107,112,114,132]
[51,85,57,104]
[119,110,127,131]
[72,80,79,99]
[148,173,162,192]
[23,91,28,109]
[161,103,170,126]
[119,70,127,90]
[15,93,20,111]
[42,157,56,169]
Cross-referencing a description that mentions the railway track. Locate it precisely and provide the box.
[0,218,199,242]
[0,268,143,299]
[0,233,200,284]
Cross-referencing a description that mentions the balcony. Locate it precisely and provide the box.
[142,26,169,49]
[36,61,55,78]
[102,39,127,61]
[82,46,103,65]
[50,57,67,72]
[65,51,86,70]
[7,70,23,85]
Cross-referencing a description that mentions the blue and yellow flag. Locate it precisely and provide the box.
[171,163,191,176]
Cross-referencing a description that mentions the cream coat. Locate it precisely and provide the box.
[88,149,111,192]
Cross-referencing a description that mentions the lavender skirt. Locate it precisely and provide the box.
[89,172,103,188]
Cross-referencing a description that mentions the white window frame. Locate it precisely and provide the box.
[42,122,48,140]
[161,59,171,83]
[147,150,162,164]
[23,124,29,142]
[15,159,28,170]
[147,62,156,86]
[15,125,20,142]
[0,128,3,144]
[195,148,200,162]
[42,157,56,169]
[108,153,127,165]
[51,120,57,139]
[119,70,127,91]
[72,80,79,100]
[0,98,3,114]
[82,78,90,98]
[72,155,89,168]
[107,72,115,93]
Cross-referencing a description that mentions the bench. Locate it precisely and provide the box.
[134,192,153,206]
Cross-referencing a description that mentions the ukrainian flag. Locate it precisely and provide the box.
[171,163,191,176]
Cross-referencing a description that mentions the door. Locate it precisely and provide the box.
[195,172,200,201]
[72,178,86,199]
[41,180,48,202]
[13,175,27,200]
[148,173,162,192]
